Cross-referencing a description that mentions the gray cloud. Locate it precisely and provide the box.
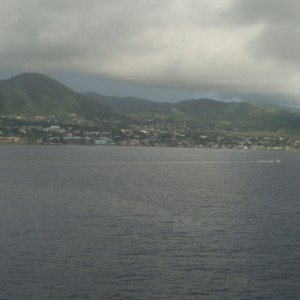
[227,0,300,23]
[227,0,300,64]
[1,0,300,104]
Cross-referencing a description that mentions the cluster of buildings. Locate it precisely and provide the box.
[113,121,300,150]
[1,115,300,150]
[0,124,115,145]
[117,130,298,150]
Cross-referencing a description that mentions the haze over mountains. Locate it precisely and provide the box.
[1,73,300,128]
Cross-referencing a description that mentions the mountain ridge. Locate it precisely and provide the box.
[85,91,300,128]
[0,73,114,119]
[1,73,300,129]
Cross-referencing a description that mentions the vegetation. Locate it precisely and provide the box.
[1,72,300,145]
[86,92,300,129]
[0,73,114,119]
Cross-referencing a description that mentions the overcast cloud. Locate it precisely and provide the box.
[1,0,300,105]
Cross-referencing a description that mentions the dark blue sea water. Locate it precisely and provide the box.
[0,145,299,299]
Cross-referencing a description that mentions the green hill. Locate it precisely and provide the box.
[0,73,114,119]
[85,92,171,114]
[86,92,300,128]
[1,73,300,129]
[174,99,300,127]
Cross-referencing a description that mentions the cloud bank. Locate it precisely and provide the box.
[1,0,300,98]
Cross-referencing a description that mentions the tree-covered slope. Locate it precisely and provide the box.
[84,92,300,128]
[2,73,300,129]
[174,99,300,127]
[85,92,171,114]
[0,73,113,118]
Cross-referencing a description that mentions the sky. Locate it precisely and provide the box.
[1,0,300,106]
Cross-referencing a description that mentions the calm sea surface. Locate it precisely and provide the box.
[0,145,299,299]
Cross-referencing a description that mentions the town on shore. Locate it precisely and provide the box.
[1,114,300,151]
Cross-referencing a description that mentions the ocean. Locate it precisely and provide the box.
[0,145,299,299]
